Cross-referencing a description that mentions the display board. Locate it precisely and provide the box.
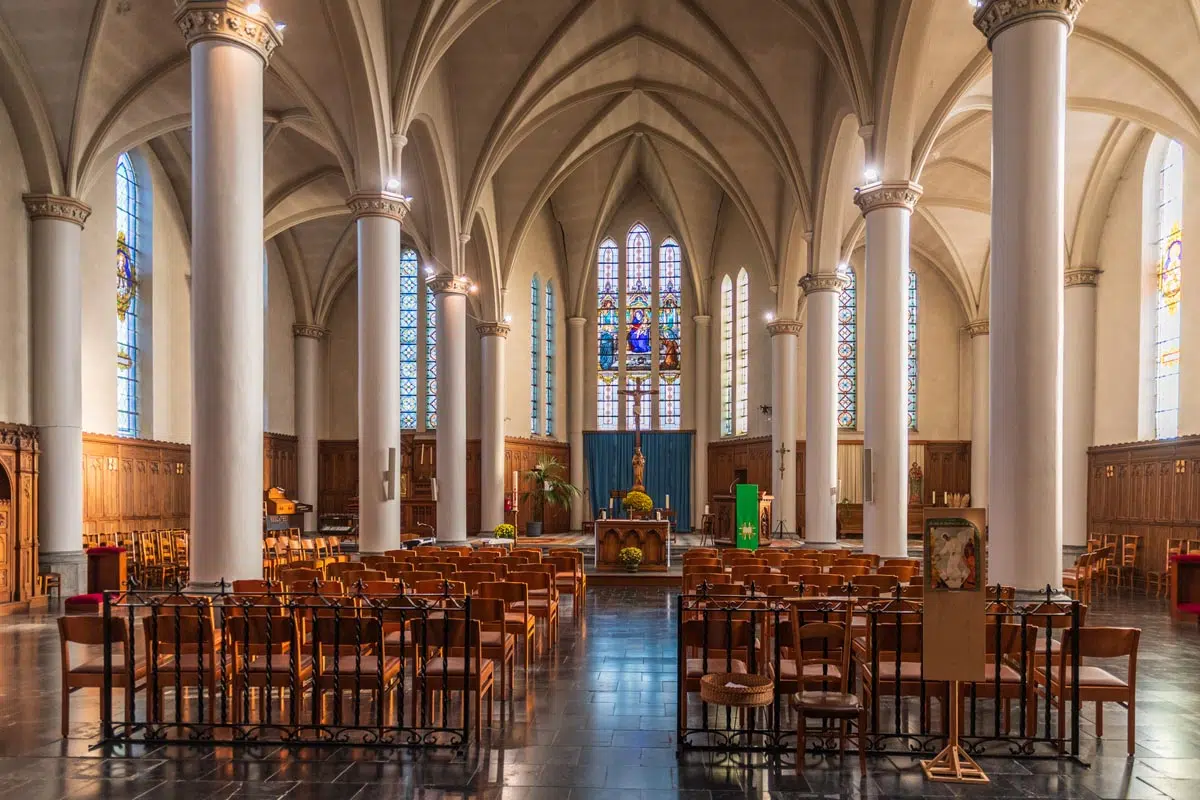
[921,507,987,682]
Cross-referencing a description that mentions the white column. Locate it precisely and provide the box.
[293,324,325,531]
[965,320,990,511]
[349,194,408,555]
[25,196,90,596]
[478,322,509,533]
[177,1,281,586]
[767,320,802,534]
[976,0,1077,591]
[692,315,712,530]
[854,182,922,558]
[800,273,848,544]
[432,276,470,542]
[567,317,586,530]
[1064,268,1100,548]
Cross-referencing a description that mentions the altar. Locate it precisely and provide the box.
[593,519,671,571]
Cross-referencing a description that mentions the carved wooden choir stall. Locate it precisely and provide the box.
[0,424,39,610]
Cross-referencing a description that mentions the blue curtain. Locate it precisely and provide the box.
[642,432,693,531]
[583,431,693,531]
[583,433,634,519]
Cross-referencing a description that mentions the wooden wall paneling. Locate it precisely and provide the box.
[504,437,571,535]
[923,442,971,500]
[318,440,358,515]
[264,433,299,496]
[82,434,190,536]
[466,440,481,535]
[707,437,772,499]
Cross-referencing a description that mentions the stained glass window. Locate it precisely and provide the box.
[1154,139,1183,439]
[837,269,858,429]
[116,152,141,437]
[424,275,438,430]
[720,275,734,436]
[906,269,918,431]
[531,276,541,433]
[658,239,682,430]
[735,269,749,435]
[399,248,420,430]
[625,224,652,429]
[545,280,555,436]
[597,240,619,430]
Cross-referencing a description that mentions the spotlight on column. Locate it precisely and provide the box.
[504,314,513,323]
[863,167,880,183]
[424,266,436,276]
[764,312,775,322]
[404,196,413,203]
[247,3,262,15]
[385,178,401,192]
[274,22,286,32]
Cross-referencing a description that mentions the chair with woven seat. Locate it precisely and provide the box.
[790,614,866,776]
[1107,534,1140,592]
[509,570,559,653]
[59,616,147,737]
[545,554,583,619]
[414,617,494,740]
[1147,539,1185,598]
[310,614,400,726]
[1062,551,1096,606]
[679,617,754,731]
[481,581,535,666]
[227,614,311,724]
[472,597,516,701]
[142,598,222,723]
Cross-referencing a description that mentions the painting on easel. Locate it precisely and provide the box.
[925,517,982,592]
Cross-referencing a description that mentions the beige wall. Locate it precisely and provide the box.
[265,241,295,435]
[0,101,30,425]
[81,162,118,436]
[325,281,358,440]
[911,254,966,440]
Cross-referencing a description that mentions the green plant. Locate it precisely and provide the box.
[493,523,516,540]
[622,490,653,514]
[619,547,644,566]
[520,455,582,524]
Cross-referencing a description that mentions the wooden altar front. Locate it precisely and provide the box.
[593,519,671,571]
[0,424,39,608]
[711,492,773,545]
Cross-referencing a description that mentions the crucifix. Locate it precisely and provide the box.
[618,376,658,491]
[776,441,791,481]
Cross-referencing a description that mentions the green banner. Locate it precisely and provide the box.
[735,483,759,550]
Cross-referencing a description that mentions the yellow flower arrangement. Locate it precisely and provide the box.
[622,490,653,514]
[493,523,516,539]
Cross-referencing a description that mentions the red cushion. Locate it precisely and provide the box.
[87,546,127,555]
[65,593,104,607]
[1170,553,1200,563]
[1176,602,1200,614]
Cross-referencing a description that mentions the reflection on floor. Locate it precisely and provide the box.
[0,587,1197,799]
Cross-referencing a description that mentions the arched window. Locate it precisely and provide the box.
[625,223,652,429]
[1153,139,1183,439]
[399,248,420,430]
[720,275,734,436]
[837,269,858,430]
[735,268,749,435]
[545,280,555,436]
[531,275,541,433]
[906,269,919,431]
[116,152,141,437]
[658,238,682,430]
[425,275,438,430]
[597,240,620,430]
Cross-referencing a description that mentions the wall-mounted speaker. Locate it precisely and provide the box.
[862,448,874,503]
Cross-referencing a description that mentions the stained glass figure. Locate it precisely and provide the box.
[736,268,749,436]
[531,275,541,434]
[1154,139,1183,439]
[425,275,438,430]
[545,280,555,436]
[837,268,858,429]
[597,240,619,430]
[720,275,734,436]
[116,152,141,437]
[658,238,682,429]
[625,223,653,428]
[907,269,918,431]
[399,248,420,430]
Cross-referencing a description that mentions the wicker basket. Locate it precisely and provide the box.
[699,672,774,707]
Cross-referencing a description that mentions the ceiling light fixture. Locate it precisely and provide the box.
[247,3,262,15]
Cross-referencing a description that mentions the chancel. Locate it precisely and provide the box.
[0,0,1199,797]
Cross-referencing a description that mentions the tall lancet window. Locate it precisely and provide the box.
[116,152,141,437]
[720,275,734,436]
[531,276,541,433]
[658,238,682,429]
[735,268,750,435]
[545,280,555,436]
[625,223,653,429]
[837,269,858,429]
[1154,139,1184,438]
[907,269,919,431]
[399,248,420,430]
[425,276,438,429]
[597,240,620,430]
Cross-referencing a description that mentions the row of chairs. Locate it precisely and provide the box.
[83,530,190,588]
[262,532,350,579]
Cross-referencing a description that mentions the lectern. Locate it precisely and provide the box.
[711,491,773,546]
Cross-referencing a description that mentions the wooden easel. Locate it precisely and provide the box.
[921,680,988,784]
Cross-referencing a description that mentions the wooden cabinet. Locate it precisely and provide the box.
[0,424,39,605]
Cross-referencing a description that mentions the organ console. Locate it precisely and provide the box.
[263,487,313,532]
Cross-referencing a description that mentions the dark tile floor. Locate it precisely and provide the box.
[2,586,1198,799]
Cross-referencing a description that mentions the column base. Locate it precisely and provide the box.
[799,540,848,551]
[40,550,87,598]
[184,579,235,596]
[1013,587,1070,604]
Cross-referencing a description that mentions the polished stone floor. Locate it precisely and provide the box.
[2,586,1199,799]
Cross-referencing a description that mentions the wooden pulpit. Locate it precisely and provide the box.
[711,492,774,545]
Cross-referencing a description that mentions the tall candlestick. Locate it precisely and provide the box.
[665,494,670,509]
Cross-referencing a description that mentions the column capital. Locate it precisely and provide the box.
[973,0,1084,44]
[567,316,588,328]
[174,0,284,64]
[23,194,91,227]
[428,275,472,296]
[963,319,990,338]
[1065,267,1101,288]
[692,314,713,326]
[476,321,510,338]
[292,323,328,340]
[853,181,923,215]
[767,319,803,337]
[800,272,849,295]
[346,192,409,222]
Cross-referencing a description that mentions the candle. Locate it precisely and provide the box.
[420,444,424,465]
[665,494,670,509]
[656,511,662,521]
[704,504,710,515]
[609,497,614,509]
[944,491,948,505]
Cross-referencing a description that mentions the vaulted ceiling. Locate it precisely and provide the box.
[0,0,1194,324]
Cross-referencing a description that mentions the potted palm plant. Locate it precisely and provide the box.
[520,456,582,537]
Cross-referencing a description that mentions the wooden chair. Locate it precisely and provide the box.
[382,562,415,581]
[310,615,400,726]
[679,617,754,731]
[1107,535,1140,591]
[510,549,543,564]
[480,581,535,665]
[790,613,866,775]
[279,567,323,587]
[457,572,494,597]
[1062,551,1096,606]
[828,565,869,580]
[858,621,947,736]
[684,572,732,593]
[412,579,467,598]
[962,623,1040,737]
[226,614,310,723]
[406,570,445,585]
[1038,627,1141,755]
[545,554,583,618]
[415,617,494,741]
[509,571,559,652]
[730,563,770,583]
[497,556,529,571]
[471,597,516,701]
[682,556,721,569]
[58,617,146,737]
[877,564,917,583]
[231,580,282,595]
[142,600,221,723]
[384,549,413,561]
[361,555,396,570]
[343,569,387,586]
[853,574,900,595]
[1146,538,1186,598]
[325,562,365,583]
[900,583,924,599]
[796,574,845,595]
